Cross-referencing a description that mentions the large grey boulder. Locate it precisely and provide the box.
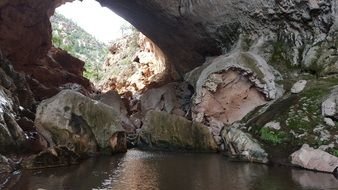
[35,90,127,155]
[222,127,269,163]
[139,110,218,151]
[291,144,338,174]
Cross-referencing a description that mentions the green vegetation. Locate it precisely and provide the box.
[259,127,285,145]
[50,13,109,82]
[245,78,338,160]
[331,149,338,157]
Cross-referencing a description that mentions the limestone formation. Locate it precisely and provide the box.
[35,90,127,155]
[139,111,218,151]
[291,144,338,174]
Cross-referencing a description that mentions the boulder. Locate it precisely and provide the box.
[222,128,268,163]
[291,144,338,174]
[94,90,135,132]
[139,82,192,116]
[322,88,338,118]
[264,121,281,130]
[291,80,307,94]
[35,90,127,155]
[139,110,218,151]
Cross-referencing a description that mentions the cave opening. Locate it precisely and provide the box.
[51,0,167,96]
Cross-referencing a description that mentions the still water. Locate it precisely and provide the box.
[11,149,338,190]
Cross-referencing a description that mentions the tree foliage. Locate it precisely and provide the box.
[50,13,109,82]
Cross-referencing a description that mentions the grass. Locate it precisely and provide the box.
[332,149,338,157]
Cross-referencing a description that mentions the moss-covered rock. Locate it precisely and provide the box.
[242,78,338,164]
[139,111,218,152]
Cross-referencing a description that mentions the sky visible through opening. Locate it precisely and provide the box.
[56,0,129,43]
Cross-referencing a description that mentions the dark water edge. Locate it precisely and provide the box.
[8,149,338,190]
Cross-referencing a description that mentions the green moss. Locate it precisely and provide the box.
[331,149,338,157]
[259,127,285,145]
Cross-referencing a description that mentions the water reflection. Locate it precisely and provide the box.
[10,149,338,190]
[292,169,338,189]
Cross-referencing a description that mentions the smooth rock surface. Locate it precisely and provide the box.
[291,80,307,94]
[291,144,338,173]
[139,111,218,151]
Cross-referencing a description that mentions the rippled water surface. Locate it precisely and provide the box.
[11,149,338,190]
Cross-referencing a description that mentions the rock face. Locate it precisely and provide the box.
[25,47,92,100]
[291,144,338,174]
[139,111,218,151]
[0,53,37,153]
[222,128,268,163]
[35,90,127,155]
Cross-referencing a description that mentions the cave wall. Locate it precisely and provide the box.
[98,0,338,76]
[0,0,337,91]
